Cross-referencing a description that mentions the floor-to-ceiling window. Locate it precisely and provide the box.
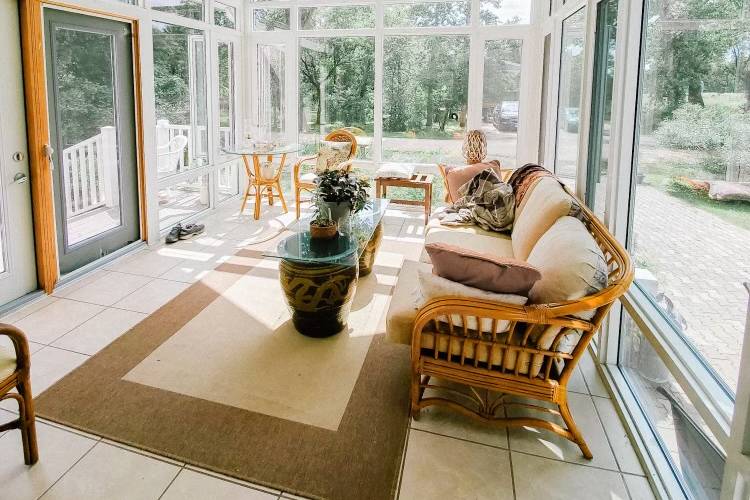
[628,0,749,395]
[577,0,750,496]
[554,7,586,185]
[150,1,242,232]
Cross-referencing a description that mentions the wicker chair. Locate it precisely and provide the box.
[408,194,633,459]
[0,323,38,464]
[293,129,358,218]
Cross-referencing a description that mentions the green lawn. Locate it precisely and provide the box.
[667,183,750,232]
[642,164,750,232]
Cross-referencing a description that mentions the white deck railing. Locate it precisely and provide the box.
[62,123,234,217]
[62,126,118,217]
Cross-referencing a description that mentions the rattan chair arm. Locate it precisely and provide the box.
[338,159,356,173]
[293,156,318,183]
[0,323,30,374]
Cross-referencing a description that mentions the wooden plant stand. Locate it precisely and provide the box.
[375,173,434,224]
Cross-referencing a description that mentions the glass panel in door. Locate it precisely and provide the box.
[53,27,122,247]
[45,9,140,275]
[482,39,523,169]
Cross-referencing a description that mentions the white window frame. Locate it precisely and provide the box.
[247,0,543,172]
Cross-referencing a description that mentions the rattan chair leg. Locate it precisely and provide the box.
[276,183,288,213]
[559,399,592,460]
[295,186,302,219]
[410,372,422,420]
[240,181,252,214]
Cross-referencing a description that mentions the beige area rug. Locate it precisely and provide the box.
[35,245,411,500]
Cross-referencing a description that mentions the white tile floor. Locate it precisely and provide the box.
[0,200,656,500]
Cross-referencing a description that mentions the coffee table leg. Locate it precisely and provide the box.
[358,222,384,277]
[279,259,358,337]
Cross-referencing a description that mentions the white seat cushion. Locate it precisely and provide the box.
[385,260,527,346]
[0,338,17,381]
[375,162,415,179]
[299,172,318,184]
[511,177,578,260]
[424,227,513,259]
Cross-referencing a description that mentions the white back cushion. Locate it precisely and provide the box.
[526,216,608,305]
[511,177,577,260]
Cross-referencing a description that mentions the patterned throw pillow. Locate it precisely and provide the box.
[314,141,352,174]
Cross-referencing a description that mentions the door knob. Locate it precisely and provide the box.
[13,172,28,184]
[43,144,54,171]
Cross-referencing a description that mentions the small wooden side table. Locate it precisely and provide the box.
[375,173,434,224]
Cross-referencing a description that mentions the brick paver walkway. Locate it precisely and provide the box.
[633,186,750,391]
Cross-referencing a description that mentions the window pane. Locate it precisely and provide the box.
[298,37,375,160]
[539,34,551,160]
[257,44,286,140]
[383,35,469,164]
[480,0,531,25]
[253,8,290,31]
[152,22,208,178]
[158,174,210,230]
[554,8,586,185]
[384,2,470,28]
[299,6,375,30]
[586,0,618,219]
[214,2,236,29]
[482,39,522,169]
[217,162,240,203]
[151,0,204,21]
[218,41,235,153]
[631,0,750,391]
[619,309,725,499]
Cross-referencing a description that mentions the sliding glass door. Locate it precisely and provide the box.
[586,0,617,220]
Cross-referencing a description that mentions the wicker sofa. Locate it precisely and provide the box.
[385,175,632,459]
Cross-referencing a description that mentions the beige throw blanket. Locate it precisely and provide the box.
[439,168,515,233]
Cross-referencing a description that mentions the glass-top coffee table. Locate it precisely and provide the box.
[265,199,389,337]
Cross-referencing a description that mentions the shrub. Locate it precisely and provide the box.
[654,103,735,150]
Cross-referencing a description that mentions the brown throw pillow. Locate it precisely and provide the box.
[425,242,542,296]
[440,160,503,203]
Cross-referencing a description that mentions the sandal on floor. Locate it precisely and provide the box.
[165,223,183,244]
[179,223,205,240]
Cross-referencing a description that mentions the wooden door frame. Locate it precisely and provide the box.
[19,0,147,293]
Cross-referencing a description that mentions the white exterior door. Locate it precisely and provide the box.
[0,0,38,306]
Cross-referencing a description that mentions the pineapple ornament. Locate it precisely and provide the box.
[462,130,488,164]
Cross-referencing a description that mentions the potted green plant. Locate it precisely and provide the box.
[314,170,370,225]
[309,203,338,240]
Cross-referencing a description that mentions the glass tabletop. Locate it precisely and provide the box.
[266,199,389,265]
[223,143,303,156]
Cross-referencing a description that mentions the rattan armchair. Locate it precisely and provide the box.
[0,323,38,464]
[293,129,358,218]
[409,196,633,459]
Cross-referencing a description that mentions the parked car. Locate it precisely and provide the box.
[562,107,579,133]
[492,101,519,131]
